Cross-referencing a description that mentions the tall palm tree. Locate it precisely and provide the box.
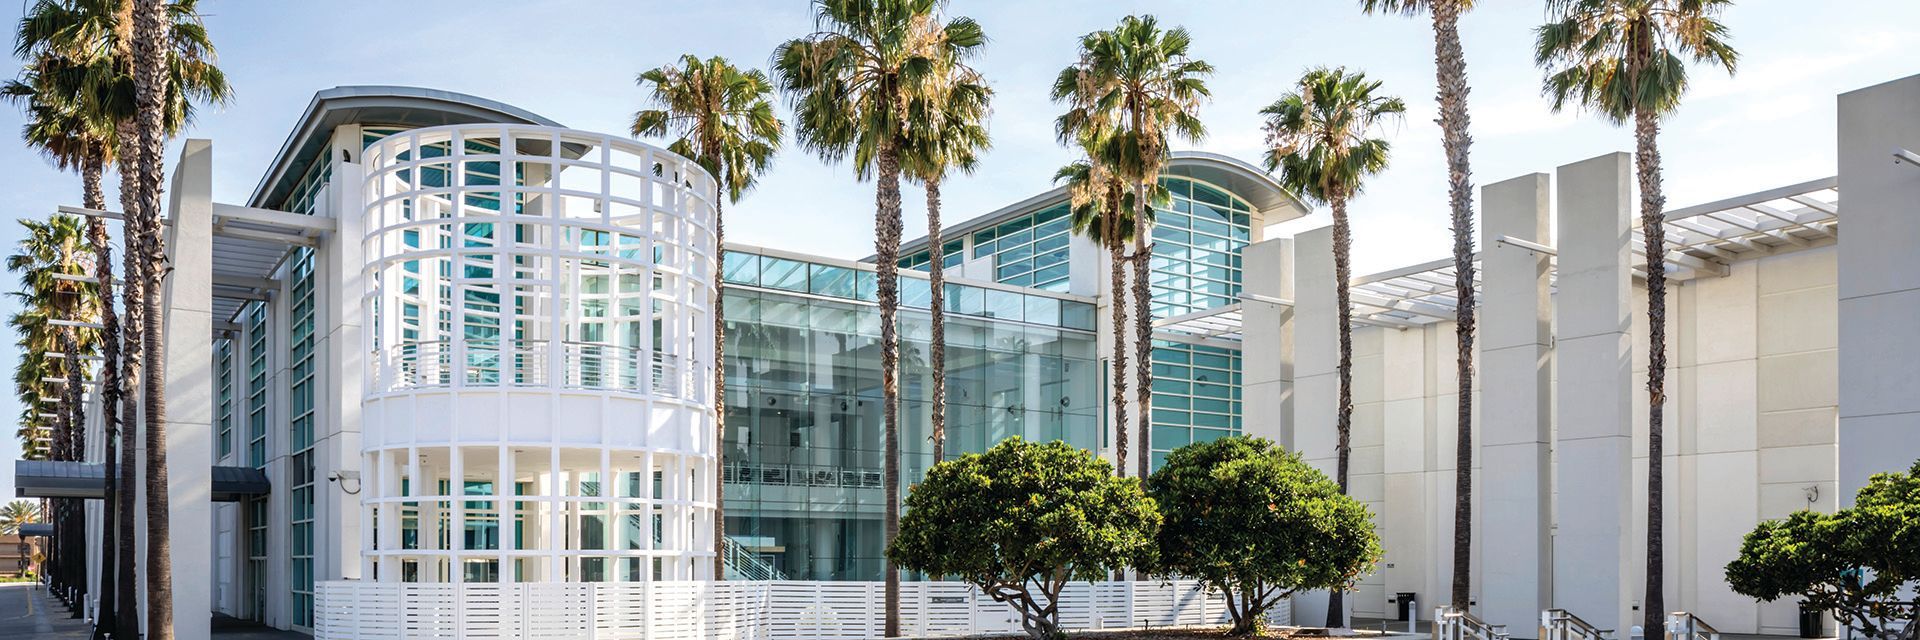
[4,49,129,637]
[1262,67,1404,629]
[632,53,783,580]
[901,35,989,465]
[1360,0,1479,611]
[1053,134,1157,483]
[1053,14,1211,479]
[774,1,983,633]
[7,214,98,609]
[19,3,229,634]
[1536,1,1736,632]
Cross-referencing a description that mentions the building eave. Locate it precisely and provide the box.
[246,85,562,210]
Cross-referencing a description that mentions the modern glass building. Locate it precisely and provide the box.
[30,73,1920,640]
[15,86,1300,636]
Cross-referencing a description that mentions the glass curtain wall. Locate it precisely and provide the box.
[720,252,1098,580]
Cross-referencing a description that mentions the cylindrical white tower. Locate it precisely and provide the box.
[356,124,717,584]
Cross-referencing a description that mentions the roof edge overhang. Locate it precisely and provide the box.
[247,86,562,209]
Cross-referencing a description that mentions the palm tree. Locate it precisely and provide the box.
[19,2,229,633]
[900,36,989,465]
[0,500,40,535]
[4,49,130,637]
[7,213,98,610]
[774,1,983,634]
[1536,0,1736,632]
[1359,0,1479,611]
[1053,135,1157,483]
[1262,67,1404,629]
[631,53,783,580]
[1053,14,1211,479]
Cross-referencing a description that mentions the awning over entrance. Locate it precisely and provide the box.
[13,460,269,502]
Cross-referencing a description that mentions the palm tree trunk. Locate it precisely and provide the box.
[1431,0,1478,612]
[61,329,86,619]
[1327,195,1355,629]
[926,176,949,465]
[1635,104,1668,639]
[1131,184,1153,481]
[713,179,727,581]
[876,143,904,639]
[84,173,127,638]
[1106,208,1129,479]
[133,0,174,632]
[112,123,143,638]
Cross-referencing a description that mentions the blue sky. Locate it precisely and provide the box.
[2,0,1917,498]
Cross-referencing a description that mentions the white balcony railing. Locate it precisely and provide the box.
[376,339,692,399]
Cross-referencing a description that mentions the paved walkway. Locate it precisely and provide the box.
[0,583,90,639]
[0,584,307,640]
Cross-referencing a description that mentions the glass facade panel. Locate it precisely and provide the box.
[1148,176,1252,319]
[969,203,1072,292]
[1147,339,1242,469]
[721,273,1098,580]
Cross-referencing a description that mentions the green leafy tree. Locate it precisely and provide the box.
[1261,66,1403,628]
[1360,0,1478,610]
[1053,15,1211,478]
[774,2,984,633]
[632,53,783,579]
[1727,461,1920,639]
[889,437,1160,640]
[1145,436,1381,636]
[1535,1,1737,631]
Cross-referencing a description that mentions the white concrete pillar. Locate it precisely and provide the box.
[316,129,366,585]
[1242,238,1294,447]
[160,138,216,640]
[1837,74,1920,502]
[1478,173,1553,634]
[1290,225,1339,625]
[1553,153,1636,633]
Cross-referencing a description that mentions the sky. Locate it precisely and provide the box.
[2,0,1917,499]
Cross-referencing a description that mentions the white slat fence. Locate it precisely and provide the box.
[315,579,1283,639]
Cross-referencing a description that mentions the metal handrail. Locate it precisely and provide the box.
[721,536,787,581]
[1666,612,1721,640]
[377,338,691,399]
[1437,607,1510,640]
[1544,609,1614,640]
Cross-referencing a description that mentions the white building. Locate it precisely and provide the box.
[12,74,1920,639]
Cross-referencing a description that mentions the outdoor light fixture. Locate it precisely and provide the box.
[1896,148,1920,168]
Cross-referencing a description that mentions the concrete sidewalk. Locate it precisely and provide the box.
[0,583,90,639]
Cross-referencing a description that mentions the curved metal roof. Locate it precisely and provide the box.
[1161,150,1307,219]
[896,150,1307,257]
[247,85,562,209]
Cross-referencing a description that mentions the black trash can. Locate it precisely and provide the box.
[1396,592,1418,621]
[1799,601,1824,638]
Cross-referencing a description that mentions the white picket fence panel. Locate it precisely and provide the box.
[315,579,1283,639]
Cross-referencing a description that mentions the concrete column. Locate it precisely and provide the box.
[316,127,367,584]
[1553,153,1635,632]
[1478,173,1553,634]
[160,138,216,640]
[1837,75,1920,502]
[1242,238,1294,447]
[1290,225,1339,625]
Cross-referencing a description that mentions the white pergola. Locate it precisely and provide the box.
[1154,177,1842,341]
